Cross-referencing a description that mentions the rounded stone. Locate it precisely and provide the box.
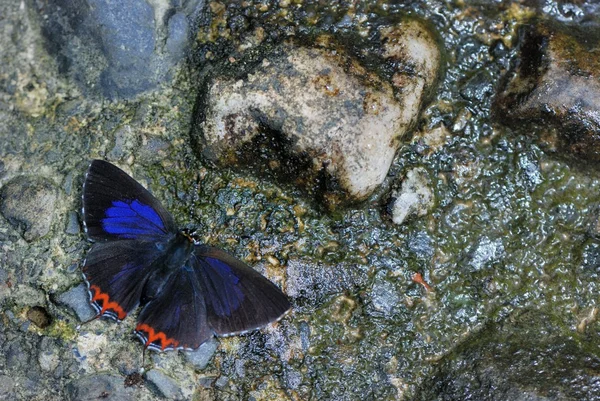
[195,24,440,208]
[0,176,57,242]
[495,21,600,163]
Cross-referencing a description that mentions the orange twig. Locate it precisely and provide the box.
[412,272,432,292]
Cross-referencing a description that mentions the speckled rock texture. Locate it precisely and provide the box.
[2,0,600,400]
[0,175,58,241]
[35,0,205,98]
[195,25,439,208]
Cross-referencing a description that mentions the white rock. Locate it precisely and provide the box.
[198,24,440,206]
[391,168,434,225]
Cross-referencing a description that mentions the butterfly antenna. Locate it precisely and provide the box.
[76,314,100,330]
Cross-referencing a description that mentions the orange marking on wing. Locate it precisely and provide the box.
[90,284,127,320]
[135,323,180,350]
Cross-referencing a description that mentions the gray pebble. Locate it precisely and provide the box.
[65,211,80,235]
[370,275,401,317]
[0,375,14,398]
[146,369,183,400]
[469,236,505,271]
[215,375,229,388]
[57,284,96,322]
[0,176,57,241]
[185,337,218,370]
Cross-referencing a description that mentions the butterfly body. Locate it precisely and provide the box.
[82,160,291,351]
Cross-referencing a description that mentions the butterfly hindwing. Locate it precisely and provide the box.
[135,265,212,351]
[192,245,291,336]
[83,159,177,242]
[82,240,165,320]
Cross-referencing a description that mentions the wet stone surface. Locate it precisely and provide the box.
[57,283,96,322]
[415,309,600,400]
[390,167,434,225]
[184,337,218,370]
[145,369,184,400]
[1,0,600,400]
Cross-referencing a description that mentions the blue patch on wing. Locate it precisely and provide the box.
[203,257,244,317]
[102,200,166,239]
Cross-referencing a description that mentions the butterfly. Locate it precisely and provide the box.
[81,160,291,351]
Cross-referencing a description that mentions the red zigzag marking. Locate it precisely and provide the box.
[90,285,127,320]
[135,323,180,350]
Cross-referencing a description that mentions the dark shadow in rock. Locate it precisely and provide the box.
[415,308,600,400]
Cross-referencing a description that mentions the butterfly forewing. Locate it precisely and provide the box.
[83,160,177,242]
[82,160,178,321]
[191,245,291,336]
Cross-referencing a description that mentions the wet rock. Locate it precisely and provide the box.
[286,259,369,311]
[412,124,451,156]
[415,309,600,400]
[468,236,505,271]
[380,20,441,100]
[390,168,434,225]
[38,338,61,373]
[67,374,135,401]
[146,369,183,400]
[369,273,401,317]
[0,176,57,241]
[57,283,96,322]
[407,230,435,260]
[195,25,440,208]
[185,337,218,370]
[36,0,205,98]
[5,337,33,372]
[579,240,600,279]
[518,151,543,190]
[495,21,600,163]
[111,348,141,376]
[215,375,229,388]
